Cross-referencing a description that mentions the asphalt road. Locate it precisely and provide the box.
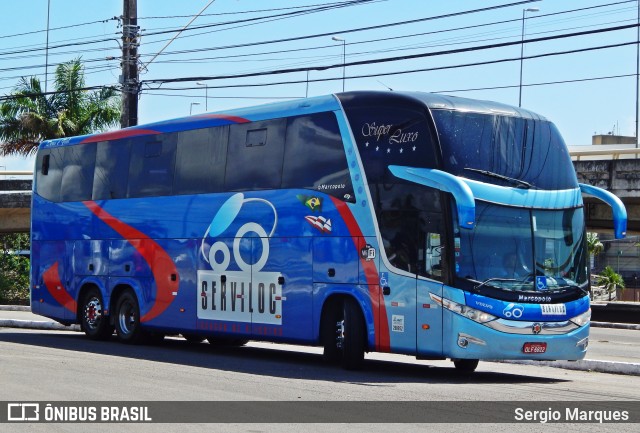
[0,327,638,433]
[3,308,640,366]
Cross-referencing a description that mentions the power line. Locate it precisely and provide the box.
[140,73,637,98]
[133,0,631,64]
[141,23,638,85]
[434,73,637,94]
[137,0,540,54]
[0,85,120,102]
[137,0,384,20]
[141,40,637,91]
[0,17,119,40]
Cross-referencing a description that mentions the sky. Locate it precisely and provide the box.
[1,0,639,173]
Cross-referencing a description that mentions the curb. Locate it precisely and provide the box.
[591,321,640,331]
[0,305,30,312]
[0,319,80,332]
[500,359,640,376]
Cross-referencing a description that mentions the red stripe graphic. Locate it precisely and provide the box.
[83,201,179,322]
[199,114,250,123]
[330,197,391,352]
[80,128,161,144]
[43,262,77,313]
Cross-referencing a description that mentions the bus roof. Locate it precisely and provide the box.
[40,91,547,149]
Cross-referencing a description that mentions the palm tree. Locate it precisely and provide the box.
[587,232,604,262]
[0,59,120,156]
[586,232,605,300]
[595,266,625,301]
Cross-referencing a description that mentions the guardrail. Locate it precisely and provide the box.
[570,148,640,161]
[0,171,33,177]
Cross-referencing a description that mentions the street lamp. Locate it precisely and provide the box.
[190,102,201,115]
[519,7,539,107]
[332,36,346,92]
[196,82,208,111]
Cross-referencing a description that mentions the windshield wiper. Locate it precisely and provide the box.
[474,277,521,290]
[464,168,533,189]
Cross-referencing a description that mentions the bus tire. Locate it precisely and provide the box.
[114,291,146,344]
[321,301,341,364]
[183,334,206,344]
[207,337,249,347]
[79,287,113,340]
[340,298,366,370]
[453,359,479,373]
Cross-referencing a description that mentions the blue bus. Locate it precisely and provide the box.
[30,91,627,371]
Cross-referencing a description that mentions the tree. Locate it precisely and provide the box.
[595,266,625,301]
[0,58,120,156]
[0,233,30,305]
[587,232,603,259]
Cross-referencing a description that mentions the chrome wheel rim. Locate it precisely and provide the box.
[84,297,102,330]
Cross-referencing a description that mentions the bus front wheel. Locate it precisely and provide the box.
[114,291,146,344]
[323,298,365,370]
[340,298,366,370]
[453,359,479,373]
[79,287,113,340]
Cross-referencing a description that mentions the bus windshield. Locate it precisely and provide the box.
[431,109,576,190]
[455,202,588,294]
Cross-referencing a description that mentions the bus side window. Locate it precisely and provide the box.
[35,147,64,202]
[282,112,354,202]
[128,133,178,197]
[225,119,286,191]
[93,139,131,200]
[174,126,228,195]
[60,143,96,202]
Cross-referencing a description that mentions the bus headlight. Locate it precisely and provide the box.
[569,309,591,327]
[430,294,497,324]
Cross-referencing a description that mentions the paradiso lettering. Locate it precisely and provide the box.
[361,121,419,145]
[197,193,282,325]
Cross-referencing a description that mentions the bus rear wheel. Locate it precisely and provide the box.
[80,287,113,340]
[114,291,146,344]
[207,337,249,347]
[453,359,479,373]
[183,334,206,344]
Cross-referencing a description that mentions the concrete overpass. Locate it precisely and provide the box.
[0,173,31,233]
[570,147,640,234]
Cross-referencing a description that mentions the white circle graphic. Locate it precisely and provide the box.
[208,241,231,273]
[233,222,269,272]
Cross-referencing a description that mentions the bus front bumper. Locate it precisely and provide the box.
[443,311,590,361]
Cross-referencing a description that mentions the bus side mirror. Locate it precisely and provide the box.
[579,183,627,239]
[388,165,475,230]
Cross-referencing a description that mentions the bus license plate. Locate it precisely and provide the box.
[523,342,547,354]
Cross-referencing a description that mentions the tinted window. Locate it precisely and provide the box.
[432,110,577,190]
[343,106,437,184]
[35,147,64,201]
[60,144,96,201]
[128,133,177,197]
[371,181,444,280]
[225,119,286,191]
[282,113,353,202]
[174,126,228,195]
[93,139,131,200]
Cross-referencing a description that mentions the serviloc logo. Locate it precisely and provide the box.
[197,193,283,325]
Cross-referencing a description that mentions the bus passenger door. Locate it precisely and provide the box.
[377,262,417,355]
[416,232,444,357]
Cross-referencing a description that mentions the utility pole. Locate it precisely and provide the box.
[121,0,139,128]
